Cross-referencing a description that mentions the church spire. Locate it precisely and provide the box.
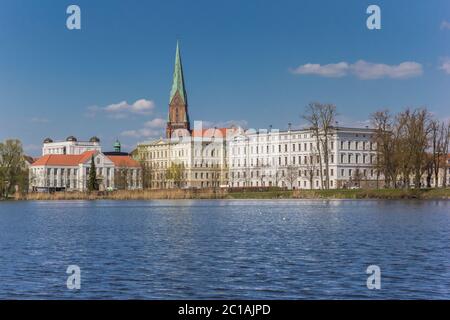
[169,41,187,105]
[166,41,190,138]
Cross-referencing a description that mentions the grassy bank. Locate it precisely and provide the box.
[17,187,450,201]
[23,188,228,201]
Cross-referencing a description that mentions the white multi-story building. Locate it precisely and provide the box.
[42,136,101,155]
[30,139,142,192]
[228,126,378,189]
[137,127,232,189]
[136,42,380,190]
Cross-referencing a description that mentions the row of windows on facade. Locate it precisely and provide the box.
[146,160,226,169]
[239,132,372,142]
[140,148,222,160]
[151,171,227,180]
[43,178,140,189]
[230,168,376,179]
[231,140,374,155]
[151,181,221,188]
[32,167,140,177]
[231,180,331,188]
[45,147,94,154]
[231,153,375,167]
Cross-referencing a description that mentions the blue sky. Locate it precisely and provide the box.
[0,0,449,156]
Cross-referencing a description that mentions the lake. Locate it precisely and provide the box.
[0,200,449,299]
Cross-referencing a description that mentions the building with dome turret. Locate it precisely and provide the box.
[31,138,142,192]
[42,136,102,155]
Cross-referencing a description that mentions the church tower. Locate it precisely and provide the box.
[166,41,190,138]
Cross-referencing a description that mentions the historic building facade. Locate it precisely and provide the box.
[42,136,101,155]
[30,138,142,192]
[228,127,379,189]
[136,42,380,189]
[137,128,230,188]
[137,42,232,188]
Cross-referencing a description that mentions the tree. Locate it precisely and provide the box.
[285,165,299,189]
[429,120,443,187]
[396,108,431,188]
[304,153,318,189]
[114,163,129,190]
[140,161,153,189]
[371,110,400,188]
[0,139,26,198]
[303,102,337,189]
[166,162,185,188]
[351,168,363,187]
[442,121,450,187]
[87,156,98,192]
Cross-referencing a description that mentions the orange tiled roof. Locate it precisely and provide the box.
[107,155,140,168]
[31,151,96,167]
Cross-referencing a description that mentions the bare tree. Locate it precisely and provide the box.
[429,120,444,187]
[140,161,154,189]
[114,165,129,190]
[442,121,450,187]
[304,153,318,189]
[303,103,323,189]
[396,108,431,188]
[285,165,299,189]
[370,110,401,188]
[303,102,337,189]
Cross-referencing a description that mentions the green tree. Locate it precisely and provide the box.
[0,139,26,199]
[166,162,185,188]
[87,156,98,192]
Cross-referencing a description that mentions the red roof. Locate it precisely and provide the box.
[31,151,96,167]
[107,155,140,168]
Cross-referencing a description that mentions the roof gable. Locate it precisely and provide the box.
[31,150,97,167]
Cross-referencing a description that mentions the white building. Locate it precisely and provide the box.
[228,126,378,189]
[42,136,101,155]
[135,42,380,190]
[30,139,142,192]
[137,127,232,189]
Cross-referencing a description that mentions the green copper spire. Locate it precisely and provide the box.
[113,139,121,152]
[169,41,188,105]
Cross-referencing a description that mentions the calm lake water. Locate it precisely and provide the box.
[0,200,449,299]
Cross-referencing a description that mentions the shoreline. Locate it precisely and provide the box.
[4,188,449,201]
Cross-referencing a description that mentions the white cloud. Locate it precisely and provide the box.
[104,99,155,115]
[351,60,423,79]
[441,20,450,30]
[439,57,450,74]
[290,60,423,79]
[290,62,349,78]
[85,99,155,118]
